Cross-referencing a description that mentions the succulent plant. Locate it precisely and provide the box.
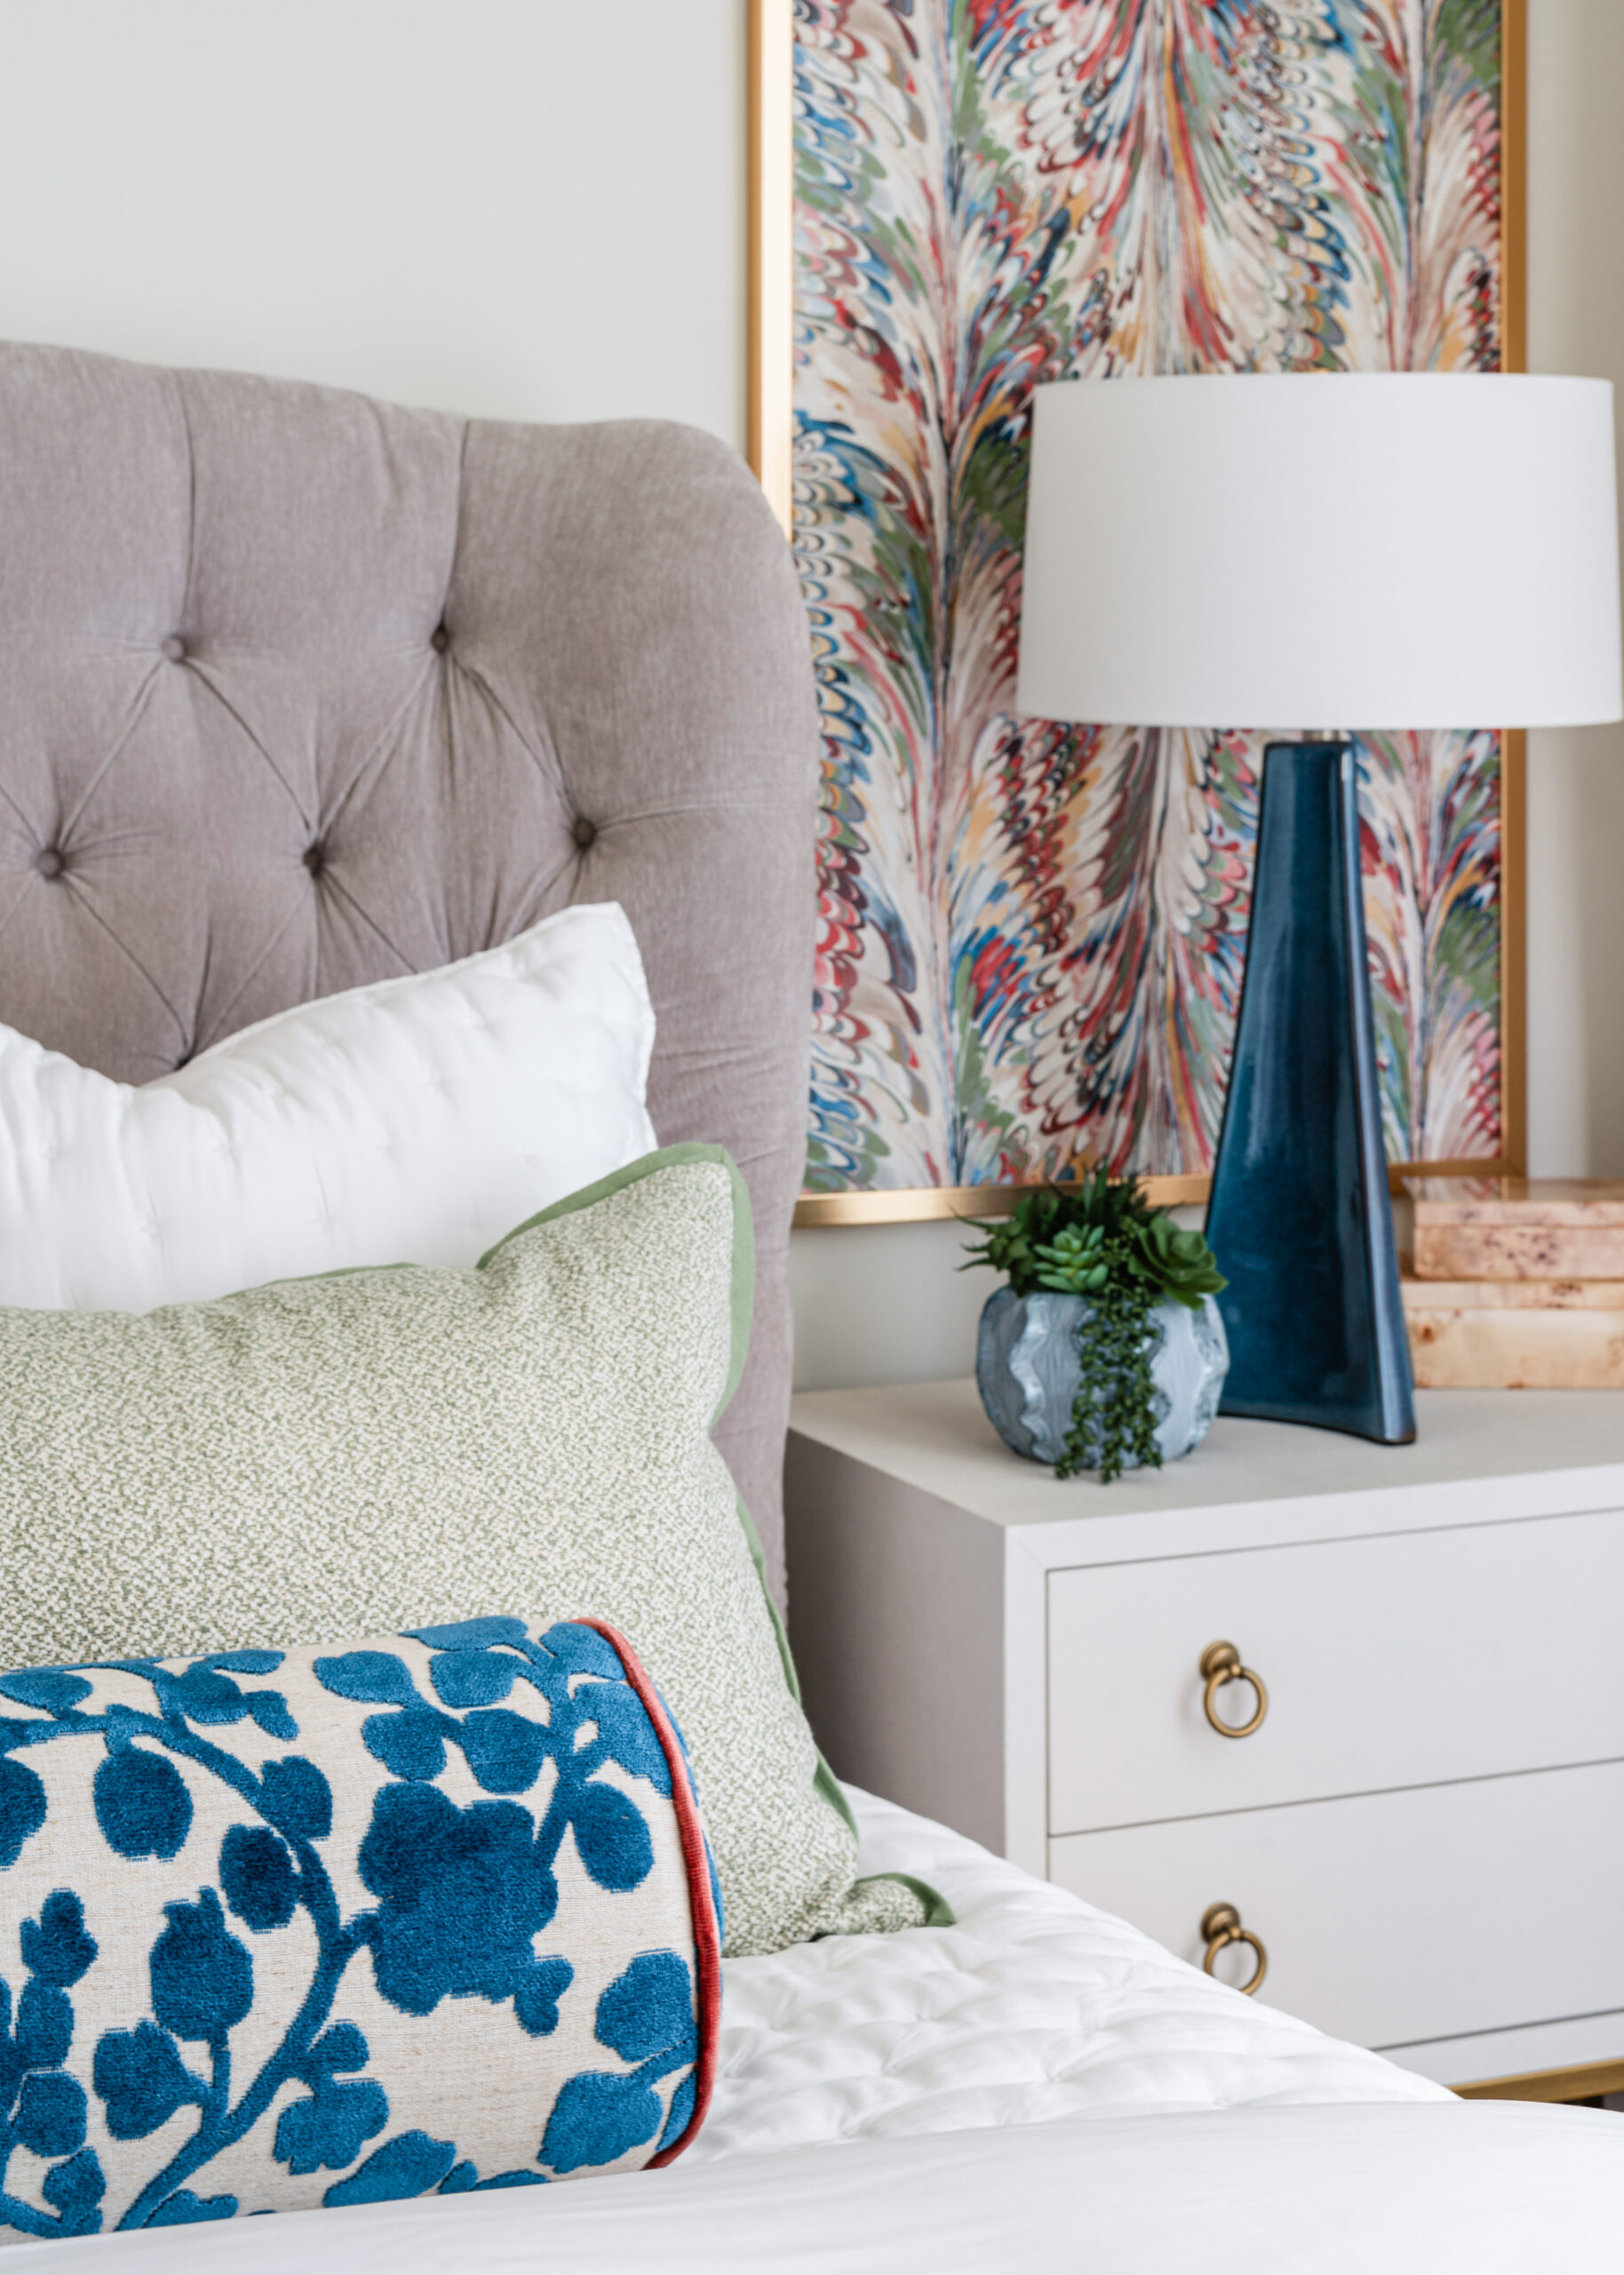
[961,1173,1226,1482]
[1126,1215,1229,1309]
[1032,1222,1110,1295]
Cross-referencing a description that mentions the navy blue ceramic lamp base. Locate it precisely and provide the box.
[1206,742,1415,1443]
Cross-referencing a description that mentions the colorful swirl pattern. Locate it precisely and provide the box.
[795,0,1504,1190]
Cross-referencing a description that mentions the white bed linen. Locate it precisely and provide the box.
[695,1784,1447,2159]
[5,1790,1618,2269]
[12,2103,1619,2272]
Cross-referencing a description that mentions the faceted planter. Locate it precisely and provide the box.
[975,1287,1230,1472]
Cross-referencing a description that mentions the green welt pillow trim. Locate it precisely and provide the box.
[483,1146,950,1923]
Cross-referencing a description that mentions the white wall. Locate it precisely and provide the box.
[1526,0,1624,1180]
[0,0,744,439]
[0,0,1614,1390]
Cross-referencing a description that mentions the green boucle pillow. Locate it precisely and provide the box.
[0,1145,930,1956]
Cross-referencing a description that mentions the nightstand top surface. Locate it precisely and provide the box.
[788,1378,1624,1537]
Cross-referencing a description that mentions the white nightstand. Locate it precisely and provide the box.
[785,1380,1624,2095]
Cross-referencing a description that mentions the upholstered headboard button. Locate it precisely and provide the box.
[35,847,65,880]
[160,635,186,661]
[572,816,596,852]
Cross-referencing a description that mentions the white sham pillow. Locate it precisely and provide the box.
[0,901,657,1310]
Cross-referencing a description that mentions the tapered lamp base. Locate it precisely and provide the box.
[1206,742,1415,1443]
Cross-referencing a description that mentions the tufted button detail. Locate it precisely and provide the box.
[573,816,597,852]
[35,847,65,880]
[161,635,186,662]
[303,842,327,878]
[431,624,450,654]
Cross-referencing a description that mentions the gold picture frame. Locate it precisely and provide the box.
[752,0,1528,1228]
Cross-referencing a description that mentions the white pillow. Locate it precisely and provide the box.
[0,901,657,1310]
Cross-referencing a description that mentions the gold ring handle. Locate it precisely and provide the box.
[1200,1901,1268,1996]
[1199,1640,1268,1738]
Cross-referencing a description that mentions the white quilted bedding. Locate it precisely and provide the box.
[693,1784,1448,2159]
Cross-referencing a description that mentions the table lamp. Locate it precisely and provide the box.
[1017,374,1622,1443]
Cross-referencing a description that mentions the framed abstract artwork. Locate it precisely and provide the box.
[748,0,1526,1225]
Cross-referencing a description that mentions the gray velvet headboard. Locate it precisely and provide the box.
[0,343,817,1601]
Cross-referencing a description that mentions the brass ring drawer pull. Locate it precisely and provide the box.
[1200,1902,1268,1996]
[1199,1640,1269,1737]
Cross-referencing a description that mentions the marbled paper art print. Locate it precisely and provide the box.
[795,1,1508,1193]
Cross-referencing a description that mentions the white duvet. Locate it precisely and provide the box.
[20,2103,1614,2273]
[12,1790,1620,2271]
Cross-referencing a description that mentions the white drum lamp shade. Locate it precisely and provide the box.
[1016,373,1623,732]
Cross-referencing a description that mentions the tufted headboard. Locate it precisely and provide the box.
[0,343,817,1601]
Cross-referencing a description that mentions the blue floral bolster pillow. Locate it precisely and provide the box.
[0,1614,723,2240]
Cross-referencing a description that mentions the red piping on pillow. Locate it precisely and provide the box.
[578,1617,722,2168]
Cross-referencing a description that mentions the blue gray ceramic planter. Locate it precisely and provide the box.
[976,1287,1230,1471]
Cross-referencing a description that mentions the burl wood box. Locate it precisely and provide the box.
[1409,1177,1624,1281]
[1402,1271,1624,1389]
[1403,1179,1624,1389]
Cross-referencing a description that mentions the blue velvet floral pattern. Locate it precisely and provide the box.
[0,1618,714,2237]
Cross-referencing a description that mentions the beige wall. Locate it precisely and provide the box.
[0,2,1612,1387]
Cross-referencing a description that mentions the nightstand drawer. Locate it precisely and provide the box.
[1049,1758,1624,2055]
[1048,1505,1624,1835]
